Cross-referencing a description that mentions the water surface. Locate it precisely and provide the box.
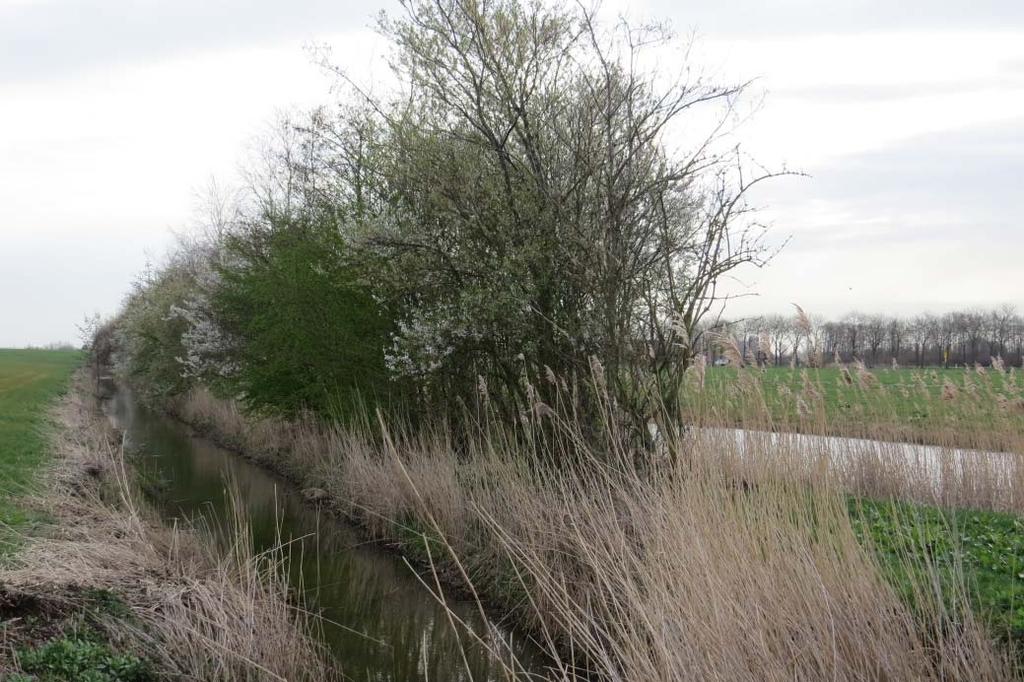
[102,387,547,681]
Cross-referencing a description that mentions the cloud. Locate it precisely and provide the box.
[719,119,1024,317]
[3,0,1023,342]
[0,0,387,83]
[780,75,1024,102]
[643,0,1024,38]
[795,119,1024,239]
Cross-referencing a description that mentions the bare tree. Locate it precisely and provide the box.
[862,314,886,366]
[743,306,1024,368]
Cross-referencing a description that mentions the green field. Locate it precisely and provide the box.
[704,365,1024,402]
[690,366,1024,450]
[0,349,81,553]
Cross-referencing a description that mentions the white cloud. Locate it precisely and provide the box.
[695,30,1024,164]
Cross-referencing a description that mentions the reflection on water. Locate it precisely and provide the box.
[102,387,547,681]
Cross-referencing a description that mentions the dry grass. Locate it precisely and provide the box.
[169,383,1023,680]
[0,373,332,681]
[464,458,1007,680]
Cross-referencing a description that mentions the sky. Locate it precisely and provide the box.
[1,0,1022,347]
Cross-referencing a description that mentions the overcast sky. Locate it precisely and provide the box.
[1,0,1022,347]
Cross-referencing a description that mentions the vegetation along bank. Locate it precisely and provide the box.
[83,0,1024,679]
[0,350,331,680]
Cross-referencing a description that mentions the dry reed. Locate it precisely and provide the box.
[0,372,332,681]
[168,379,1023,680]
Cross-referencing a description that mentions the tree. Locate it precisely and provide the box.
[884,316,904,365]
[961,309,987,365]
[990,304,1017,361]
[862,314,886,366]
[322,0,786,424]
[213,215,394,418]
[115,259,199,396]
[762,314,791,367]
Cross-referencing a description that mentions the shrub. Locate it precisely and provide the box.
[213,215,394,419]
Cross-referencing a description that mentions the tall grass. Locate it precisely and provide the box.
[0,372,332,681]
[168,373,1023,680]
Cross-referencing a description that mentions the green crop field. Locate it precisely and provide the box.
[686,366,1024,450]
[702,366,1024,408]
[0,348,81,553]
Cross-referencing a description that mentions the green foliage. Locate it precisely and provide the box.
[0,349,80,555]
[80,589,131,620]
[214,217,393,418]
[16,636,151,681]
[851,497,1024,641]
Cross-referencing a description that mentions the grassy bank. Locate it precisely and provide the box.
[0,369,332,680]
[0,349,81,552]
[167,385,1022,680]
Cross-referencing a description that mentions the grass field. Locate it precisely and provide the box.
[688,366,1024,451]
[0,348,81,552]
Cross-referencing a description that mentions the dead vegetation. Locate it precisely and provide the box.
[0,372,332,681]
[169,383,1023,681]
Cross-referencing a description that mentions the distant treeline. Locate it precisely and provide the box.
[22,342,78,352]
[707,307,1024,368]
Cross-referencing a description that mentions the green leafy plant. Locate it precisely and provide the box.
[17,636,151,681]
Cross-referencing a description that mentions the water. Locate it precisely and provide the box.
[102,387,548,681]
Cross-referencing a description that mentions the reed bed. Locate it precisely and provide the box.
[169,373,1024,680]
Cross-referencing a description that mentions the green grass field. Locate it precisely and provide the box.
[690,366,1024,450]
[704,365,1024,407]
[0,349,81,553]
